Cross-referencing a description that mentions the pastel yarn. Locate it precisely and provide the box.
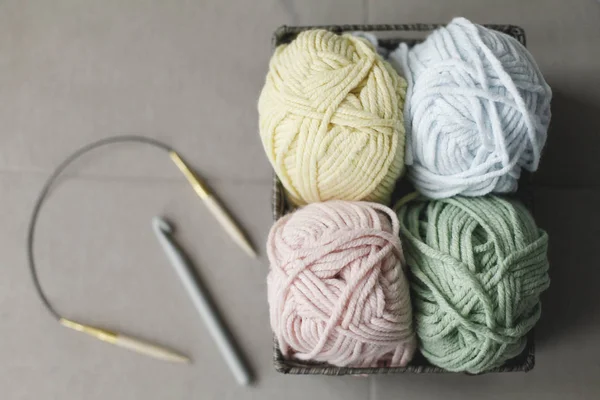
[259,29,407,206]
[391,18,552,198]
[267,201,416,367]
[396,195,550,373]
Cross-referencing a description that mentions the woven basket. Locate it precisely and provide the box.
[270,23,535,375]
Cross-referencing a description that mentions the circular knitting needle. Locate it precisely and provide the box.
[26,135,191,364]
[152,217,252,386]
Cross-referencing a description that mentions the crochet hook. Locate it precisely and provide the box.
[169,151,256,259]
[152,216,252,386]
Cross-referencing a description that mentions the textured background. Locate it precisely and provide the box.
[2,0,600,399]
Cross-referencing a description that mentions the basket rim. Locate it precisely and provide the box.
[273,23,526,47]
[272,332,536,375]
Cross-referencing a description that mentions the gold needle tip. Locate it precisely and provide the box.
[169,151,209,199]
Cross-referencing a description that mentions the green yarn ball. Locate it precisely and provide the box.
[396,195,550,373]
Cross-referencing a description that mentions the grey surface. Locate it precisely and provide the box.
[1,0,599,399]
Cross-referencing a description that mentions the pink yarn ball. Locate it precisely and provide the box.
[267,201,416,367]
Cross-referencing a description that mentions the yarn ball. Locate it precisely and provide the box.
[396,195,550,373]
[267,201,416,367]
[391,18,552,198]
[259,29,407,206]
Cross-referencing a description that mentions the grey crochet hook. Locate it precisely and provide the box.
[152,216,252,386]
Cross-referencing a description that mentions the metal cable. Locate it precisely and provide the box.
[26,135,173,320]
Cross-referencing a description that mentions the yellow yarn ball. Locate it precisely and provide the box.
[259,30,406,205]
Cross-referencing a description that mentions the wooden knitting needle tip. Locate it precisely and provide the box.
[59,318,190,364]
[169,151,257,259]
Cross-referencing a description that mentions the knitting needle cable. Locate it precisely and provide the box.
[26,135,254,363]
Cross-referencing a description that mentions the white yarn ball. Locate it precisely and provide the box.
[390,18,552,198]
